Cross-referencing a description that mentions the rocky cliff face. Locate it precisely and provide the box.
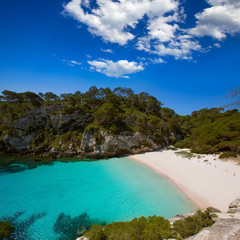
[1,105,164,158]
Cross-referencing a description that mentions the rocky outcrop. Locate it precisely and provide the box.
[187,216,240,240]
[76,237,89,240]
[51,112,93,133]
[11,105,62,130]
[1,104,163,157]
[3,133,36,151]
[228,198,240,213]
[168,213,195,225]
[11,105,93,133]
[45,131,162,158]
[186,199,240,240]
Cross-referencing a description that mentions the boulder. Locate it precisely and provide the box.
[229,198,240,213]
[3,133,36,151]
[207,207,221,213]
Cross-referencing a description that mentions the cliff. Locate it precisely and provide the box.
[0,104,167,158]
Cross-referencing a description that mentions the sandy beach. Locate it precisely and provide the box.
[130,149,240,213]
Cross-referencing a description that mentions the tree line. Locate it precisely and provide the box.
[0,87,239,155]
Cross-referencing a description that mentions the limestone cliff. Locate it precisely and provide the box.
[0,105,167,158]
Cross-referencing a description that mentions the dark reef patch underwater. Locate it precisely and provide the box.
[1,211,104,240]
[0,154,100,174]
[1,212,46,240]
[54,212,105,240]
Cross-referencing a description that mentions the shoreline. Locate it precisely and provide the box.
[129,155,207,210]
[129,149,240,213]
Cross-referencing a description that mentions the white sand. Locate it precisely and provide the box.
[130,149,240,213]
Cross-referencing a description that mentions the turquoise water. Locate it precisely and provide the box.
[0,157,196,239]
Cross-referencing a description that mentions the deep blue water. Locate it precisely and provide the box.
[0,157,196,239]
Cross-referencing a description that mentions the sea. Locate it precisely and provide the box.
[0,156,196,239]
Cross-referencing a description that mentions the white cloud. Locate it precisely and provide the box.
[149,58,166,64]
[137,32,202,59]
[64,0,240,66]
[88,59,144,78]
[101,48,114,53]
[190,0,240,39]
[64,0,179,45]
[63,59,81,66]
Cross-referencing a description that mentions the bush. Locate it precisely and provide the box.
[173,209,216,239]
[84,210,216,240]
[85,215,177,240]
[219,151,237,159]
[0,221,15,239]
[175,151,195,159]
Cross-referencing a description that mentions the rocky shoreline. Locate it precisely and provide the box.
[1,130,163,159]
[0,105,168,159]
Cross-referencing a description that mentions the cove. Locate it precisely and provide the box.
[0,157,196,239]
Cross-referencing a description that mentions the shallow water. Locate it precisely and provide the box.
[0,157,196,239]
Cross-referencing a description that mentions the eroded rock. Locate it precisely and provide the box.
[187,218,240,240]
[229,198,240,213]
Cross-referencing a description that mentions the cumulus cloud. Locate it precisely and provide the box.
[64,0,203,59]
[137,33,202,59]
[190,0,240,39]
[64,0,240,67]
[88,59,144,78]
[64,0,179,45]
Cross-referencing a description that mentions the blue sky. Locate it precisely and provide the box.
[0,0,239,115]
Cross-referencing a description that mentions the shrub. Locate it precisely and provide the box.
[175,151,195,159]
[173,209,216,239]
[85,210,216,240]
[85,215,177,240]
[219,151,237,159]
[0,221,15,239]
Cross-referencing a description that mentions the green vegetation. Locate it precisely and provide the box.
[84,210,216,240]
[173,209,216,239]
[175,151,196,159]
[0,87,239,156]
[0,87,176,152]
[175,108,240,154]
[0,221,15,240]
[219,151,237,159]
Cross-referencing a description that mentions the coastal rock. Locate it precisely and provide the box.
[186,218,240,240]
[51,112,93,133]
[99,131,159,156]
[1,103,165,157]
[207,207,221,213]
[12,105,61,130]
[228,198,240,213]
[168,213,195,225]
[76,237,89,240]
[80,132,97,153]
[3,132,36,151]
[12,105,93,134]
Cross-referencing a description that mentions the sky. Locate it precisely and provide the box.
[0,0,239,115]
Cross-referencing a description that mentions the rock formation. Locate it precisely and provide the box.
[186,198,240,240]
[1,105,165,158]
